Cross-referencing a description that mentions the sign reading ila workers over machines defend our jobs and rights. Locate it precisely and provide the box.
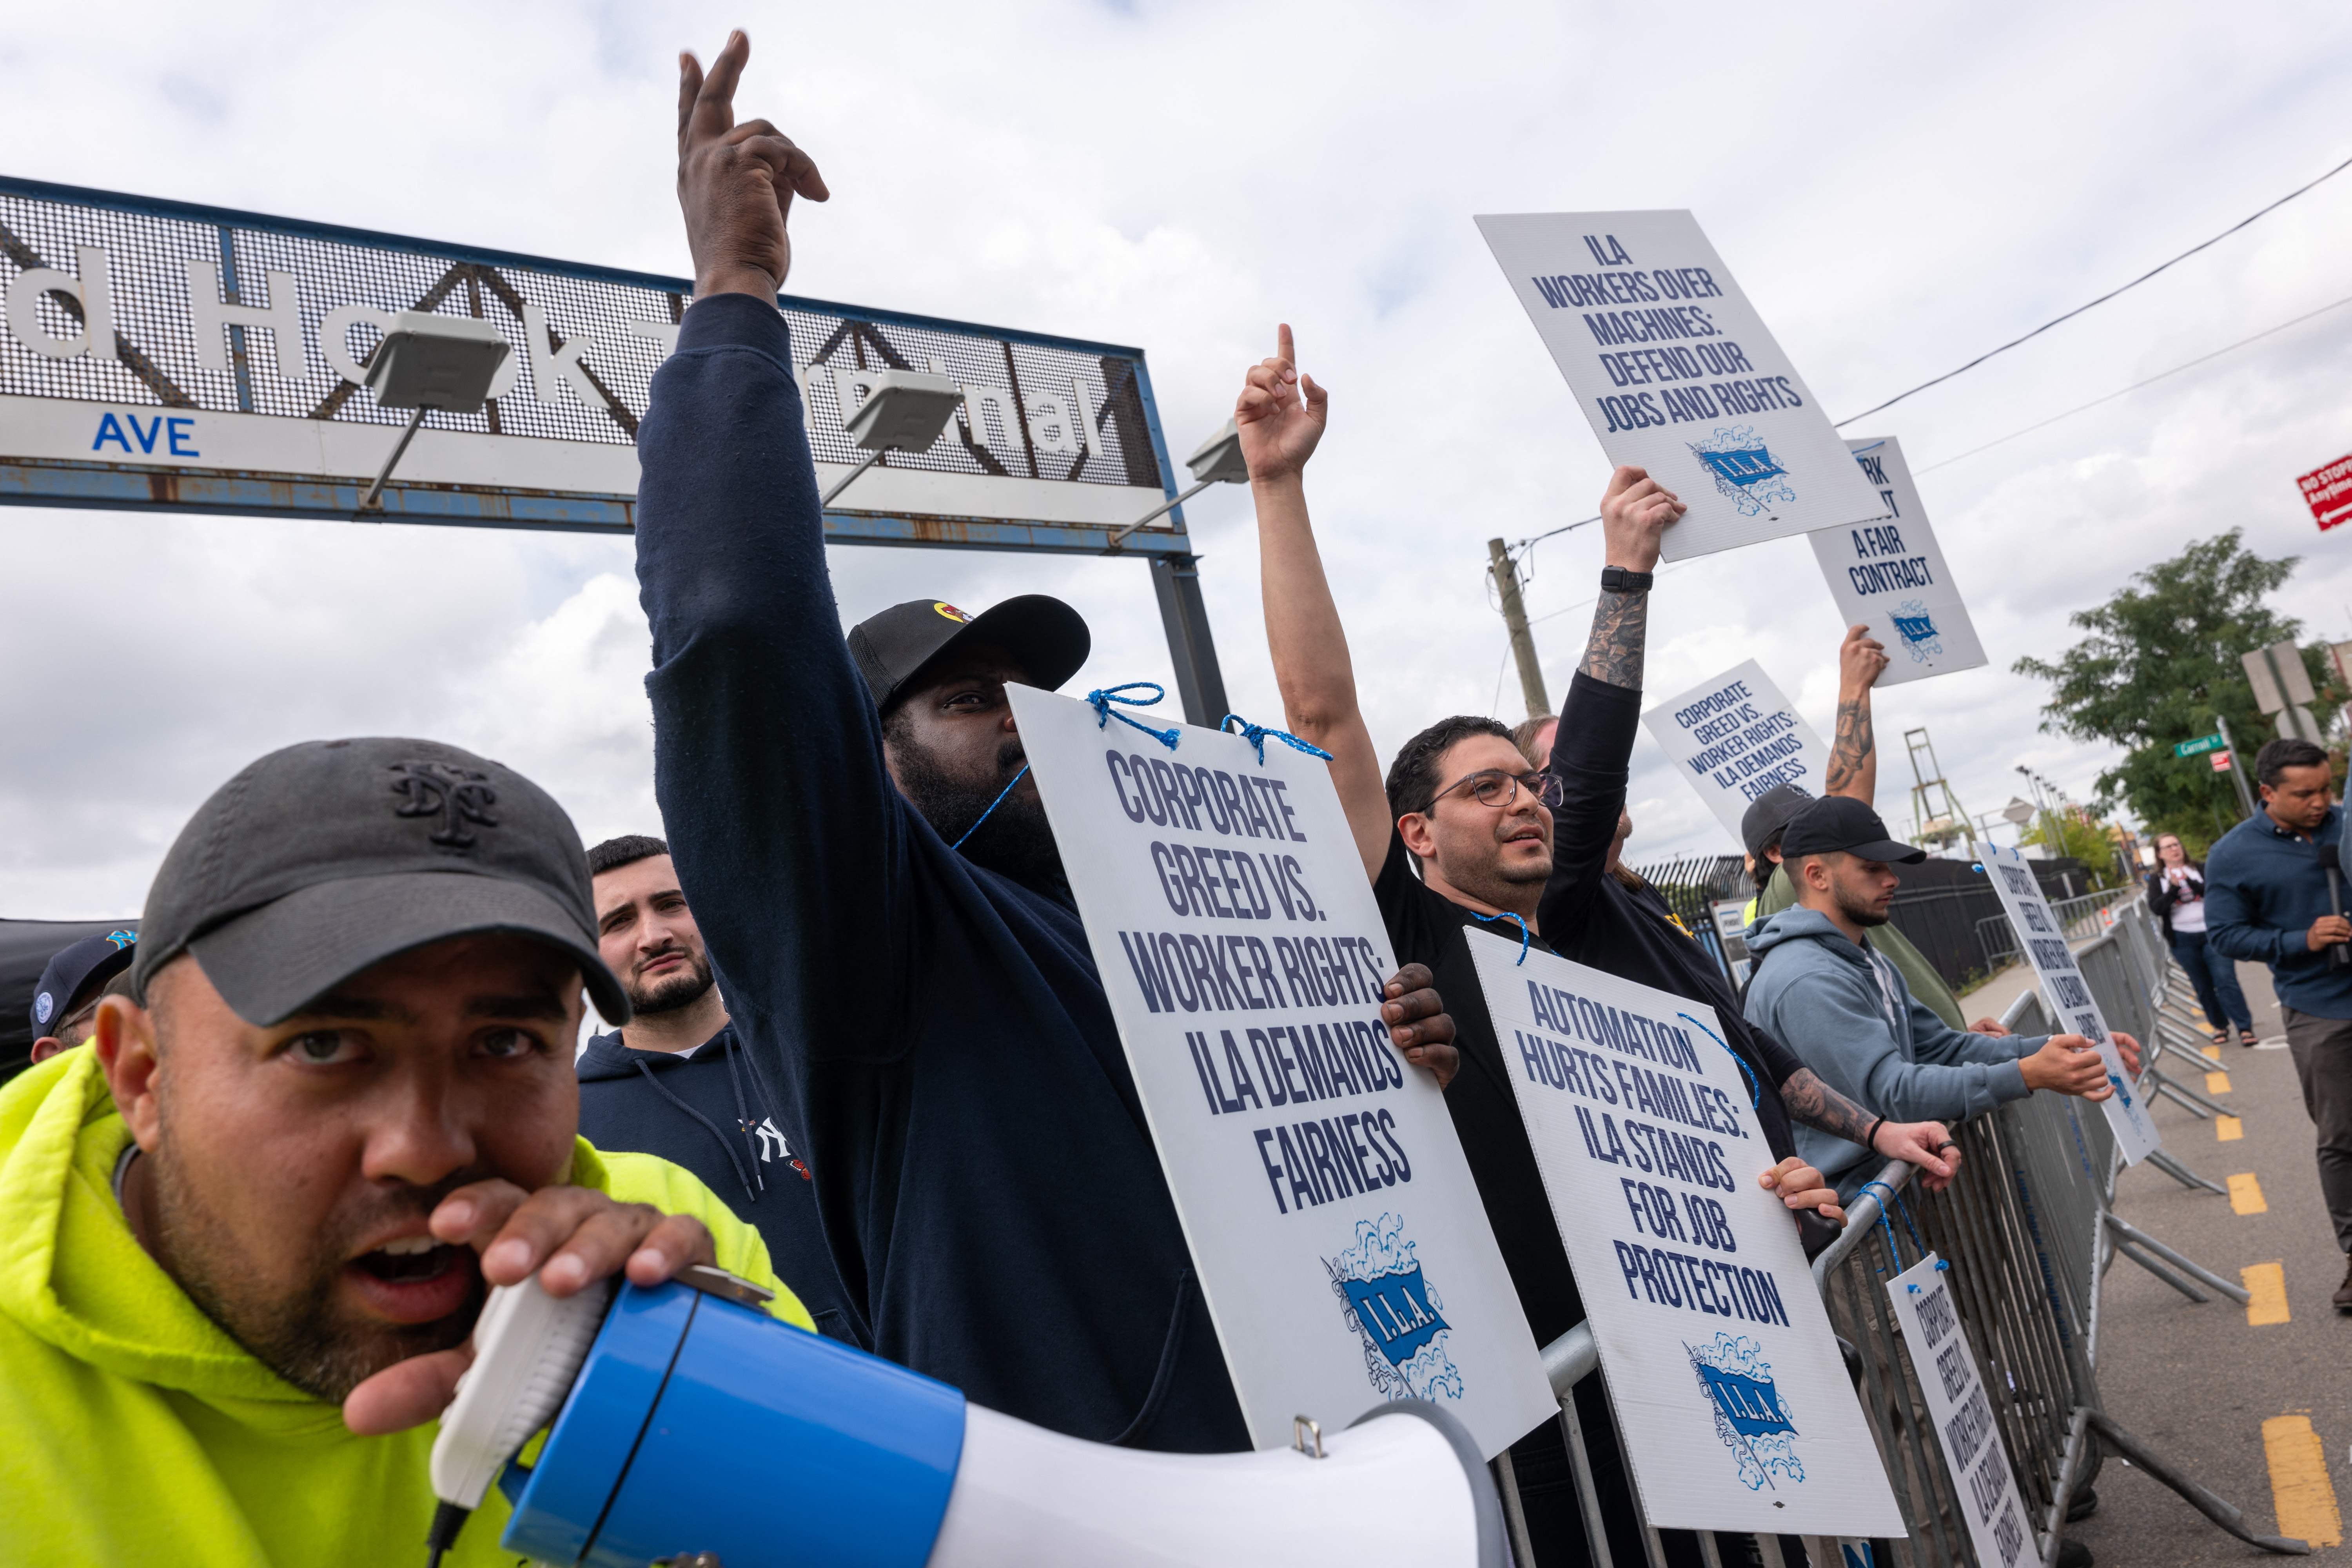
[1474,210,1889,561]
[1005,686,1557,1458]
[1886,1253,2036,1568]
[1642,660,1831,841]
[1808,437,1987,686]
[1464,933,1906,1536]
[1980,845,2161,1164]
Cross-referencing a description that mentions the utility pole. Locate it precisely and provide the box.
[2214,712,2258,820]
[1487,537,1551,720]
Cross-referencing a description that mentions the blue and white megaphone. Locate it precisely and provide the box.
[428,1265,1506,1567]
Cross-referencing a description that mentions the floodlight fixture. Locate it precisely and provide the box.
[357,312,512,513]
[821,370,966,507]
[1109,418,1249,548]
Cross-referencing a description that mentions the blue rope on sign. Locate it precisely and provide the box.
[950,765,1030,852]
[1855,1179,1904,1269]
[1675,1011,1760,1109]
[1220,712,1333,765]
[1088,683,1181,750]
[1469,910,1531,965]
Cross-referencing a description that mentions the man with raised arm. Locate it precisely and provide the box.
[1238,326,1955,1564]
[632,36,1461,1454]
[1737,628,2009,1036]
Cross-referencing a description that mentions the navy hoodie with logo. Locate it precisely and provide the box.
[576,1025,864,1345]
[632,292,1249,1452]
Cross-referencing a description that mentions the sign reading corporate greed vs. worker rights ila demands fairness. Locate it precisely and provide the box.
[1475,211,1889,561]
[1005,686,1557,1457]
[1465,933,1905,1535]
[1886,1254,2036,1568]
[1979,845,2161,1164]
[1806,437,1986,686]
[1642,661,1831,841]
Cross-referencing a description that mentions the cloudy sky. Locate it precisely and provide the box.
[7,0,2352,918]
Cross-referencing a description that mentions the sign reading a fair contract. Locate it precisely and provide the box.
[1808,437,1987,686]
[1006,686,1555,1457]
[1643,660,1831,841]
[1465,933,1905,1536]
[1475,211,1888,560]
[1980,845,2160,1164]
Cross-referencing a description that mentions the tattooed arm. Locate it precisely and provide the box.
[1823,623,1889,799]
[1577,465,1684,689]
[1780,1065,1960,1189]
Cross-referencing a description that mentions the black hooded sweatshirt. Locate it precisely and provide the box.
[632,293,1248,1453]
[577,1024,865,1345]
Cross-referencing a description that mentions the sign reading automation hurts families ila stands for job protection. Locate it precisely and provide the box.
[1465,933,1905,1536]
[1475,210,1889,560]
[1642,659,1831,840]
[1005,686,1556,1458]
[1980,845,2160,1164]
[1808,437,1986,686]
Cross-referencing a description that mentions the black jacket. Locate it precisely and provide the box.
[577,1025,864,1345]
[632,294,1247,1452]
[2146,864,2209,942]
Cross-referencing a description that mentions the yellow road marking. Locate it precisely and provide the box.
[2218,1115,2245,1141]
[2204,1044,2224,1062]
[2207,1071,2233,1094]
[2230,1174,2269,1214]
[2245,1261,2290,1325]
[2263,1414,2344,1547]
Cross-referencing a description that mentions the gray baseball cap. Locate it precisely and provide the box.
[131,738,628,1026]
[1740,783,1813,863]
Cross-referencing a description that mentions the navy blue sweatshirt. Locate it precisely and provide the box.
[633,292,1248,1452]
[577,1024,865,1345]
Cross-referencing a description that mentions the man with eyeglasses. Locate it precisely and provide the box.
[1236,327,1959,1566]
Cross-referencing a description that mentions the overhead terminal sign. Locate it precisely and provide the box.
[0,176,1184,552]
[1475,209,1888,560]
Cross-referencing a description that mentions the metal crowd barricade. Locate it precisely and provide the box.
[1522,899,2306,1567]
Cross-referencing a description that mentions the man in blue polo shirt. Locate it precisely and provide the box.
[2207,736,2352,1311]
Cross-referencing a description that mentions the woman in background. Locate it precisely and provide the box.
[2150,832,2260,1046]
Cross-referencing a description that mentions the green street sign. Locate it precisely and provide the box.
[2175,734,2227,757]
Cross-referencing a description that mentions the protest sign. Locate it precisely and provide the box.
[1643,660,1831,840]
[1475,210,1888,560]
[1980,845,2160,1163]
[1465,931,1905,1535]
[1005,686,1556,1457]
[1886,1254,2036,1567]
[1808,438,1986,686]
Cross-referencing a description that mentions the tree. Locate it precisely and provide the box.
[2013,530,2341,848]
[2017,809,2126,888]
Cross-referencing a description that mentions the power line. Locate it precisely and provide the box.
[1831,148,2352,428]
[1913,287,2352,476]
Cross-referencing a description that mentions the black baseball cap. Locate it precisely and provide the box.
[131,738,629,1027]
[847,595,1090,712]
[1779,795,1926,866]
[1740,784,1813,862]
[30,929,138,1038]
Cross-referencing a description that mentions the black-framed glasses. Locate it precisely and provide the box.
[1435,768,1563,811]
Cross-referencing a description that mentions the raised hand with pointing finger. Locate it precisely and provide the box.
[676,31,829,304]
[1234,323,1328,486]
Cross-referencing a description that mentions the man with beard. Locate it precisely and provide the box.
[578,834,865,1343]
[633,31,1461,1454]
[1745,796,2138,1196]
[0,738,808,1565]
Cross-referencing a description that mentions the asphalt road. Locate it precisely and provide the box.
[2018,956,2351,1566]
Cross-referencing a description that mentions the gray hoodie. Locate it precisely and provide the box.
[1744,906,2046,1193]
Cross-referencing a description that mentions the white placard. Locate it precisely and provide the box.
[1475,210,1889,560]
[1807,437,1987,685]
[1980,846,2161,1163]
[1885,1254,2036,1568]
[1643,660,1831,841]
[1467,931,1906,1536]
[1006,686,1556,1456]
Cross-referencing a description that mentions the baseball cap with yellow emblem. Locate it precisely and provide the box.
[846,595,1091,712]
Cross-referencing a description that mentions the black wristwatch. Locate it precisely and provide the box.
[1600,565,1655,594]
